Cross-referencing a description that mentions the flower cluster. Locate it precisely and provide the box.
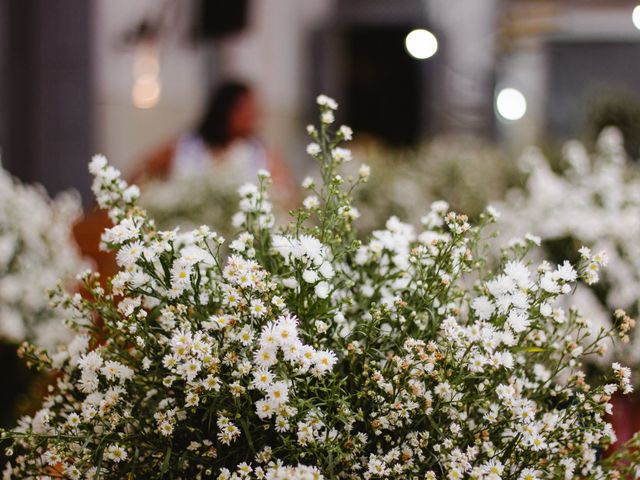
[0,165,86,346]
[498,128,640,373]
[2,97,640,479]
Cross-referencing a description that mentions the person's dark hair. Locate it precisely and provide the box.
[197,81,250,148]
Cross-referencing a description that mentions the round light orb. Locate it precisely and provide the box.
[405,29,438,60]
[496,88,527,121]
[132,74,161,109]
[632,5,640,30]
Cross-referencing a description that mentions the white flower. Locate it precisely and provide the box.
[180,245,214,266]
[89,154,108,174]
[66,413,81,430]
[250,299,267,318]
[0,171,87,351]
[367,457,387,476]
[159,421,174,437]
[252,370,274,391]
[170,259,192,287]
[332,147,352,163]
[519,468,540,480]
[301,176,315,189]
[185,392,200,407]
[205,314,231,330]
[318,262,335,279]
[507,309,530,333]
[434,382,452,399]
[539,273,560,293]
[496,384,515,402]
[100,360,134,383]
[274,315,298,346]
[472,296,495,320]
[313,349,337,374]
[237,462,252,476]
[486,205,501,219]
[103,218,139,244]
[116,240,145,267]
[259,323,278,350]
[254,347,277,369]
[527,433,547,451]
[298,235,325,265]
[255,399,275,419]
[237,326,253,346]
[316,94,338,109]
[238,183,258,198]
[267,381,289,407]
[339,125,353,140]
[302,269,319,284]
[123,185,140,203]
[78,351,103,372]
[314,320,328,334]
[232,211,246,228]
[338,206,360,220]
[525,233,541,246]
[504,261,530,289]
[281,278,300,293]
[321,110,335,124]
[578,246,592,259]
[303,195,320,209]
[315,281,330,299]
[306,143,321,156]
[556,261,577,282]
[358,163,371,180]
[106,444,128,463]
[539,302,552,317]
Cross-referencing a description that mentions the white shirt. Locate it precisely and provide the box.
[170,133,268,182]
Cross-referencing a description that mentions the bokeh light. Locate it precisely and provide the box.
[132,44,161,109]
[132,74,161,109]
[632,5,640,30]
[405,29,438,60]
[496,87,527,121]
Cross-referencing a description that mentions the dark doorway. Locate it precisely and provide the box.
[345,26,424,146]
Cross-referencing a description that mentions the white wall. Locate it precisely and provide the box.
[94,0,207,176]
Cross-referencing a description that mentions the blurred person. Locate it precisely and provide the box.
[132,80,294,195]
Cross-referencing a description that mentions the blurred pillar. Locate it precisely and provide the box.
[426,0,500,136]
[0,0,93,203]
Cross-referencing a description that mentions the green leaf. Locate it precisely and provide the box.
[161,444,172,476]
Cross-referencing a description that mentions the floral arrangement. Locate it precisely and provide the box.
[2,97,639,479]
[342,136,518,232]
[498,128,640,371]
[0,165,86,347]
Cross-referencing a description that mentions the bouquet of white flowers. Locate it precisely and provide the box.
[498,128,640,372]
[2,98,639,479]
[0,166,86,347]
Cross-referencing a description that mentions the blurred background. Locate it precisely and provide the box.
[2,0,640,202]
